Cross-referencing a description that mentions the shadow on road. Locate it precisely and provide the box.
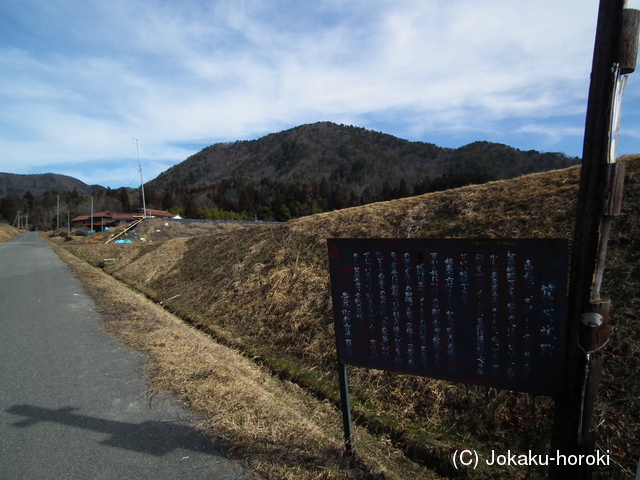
[6,404,216,457]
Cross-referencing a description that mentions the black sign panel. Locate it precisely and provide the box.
[328,238,569,396]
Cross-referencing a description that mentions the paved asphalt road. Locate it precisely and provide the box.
[0,232,244,480]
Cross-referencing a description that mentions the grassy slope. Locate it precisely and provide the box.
[70,159,640,478]
[0,224,21,242]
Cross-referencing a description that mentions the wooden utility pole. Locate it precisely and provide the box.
[552,1,639,479]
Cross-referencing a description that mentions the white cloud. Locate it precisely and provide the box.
[0,0,638,188]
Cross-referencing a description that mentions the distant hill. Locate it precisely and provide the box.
[0,173,105,198]
[148,121,580,192]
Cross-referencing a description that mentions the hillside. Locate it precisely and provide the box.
[148,122,579,192]
[69,157,640,479]
[0,223,21,242]
[0,172,104,198]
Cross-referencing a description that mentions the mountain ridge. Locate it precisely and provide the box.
[0,172,105,198]
[1,122,582,224]
[148,121,580,192]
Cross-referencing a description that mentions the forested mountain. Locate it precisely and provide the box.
[146,122,579,221]
[150,122,578,190]
[0,173,108,228]
[0,172,104,198]
[1,122,581,227]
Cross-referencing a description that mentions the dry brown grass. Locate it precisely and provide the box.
[56,247,438,480]
[66,161,640,478]
[287,166,580,240]
[0,223,21,242]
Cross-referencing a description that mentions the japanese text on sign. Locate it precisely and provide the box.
[328,238,569,396]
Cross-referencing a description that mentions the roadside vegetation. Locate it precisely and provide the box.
[65,156,640,479]
[0,223,21,242]
[56,248,428,479]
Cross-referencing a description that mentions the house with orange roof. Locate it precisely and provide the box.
[70,209,178,232]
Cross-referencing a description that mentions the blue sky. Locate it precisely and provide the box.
[1,0,639,189]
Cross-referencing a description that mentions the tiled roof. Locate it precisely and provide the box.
[144,209,175,218]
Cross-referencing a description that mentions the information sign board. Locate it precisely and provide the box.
[328,238,569,396]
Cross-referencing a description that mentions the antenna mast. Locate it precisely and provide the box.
[132,138,147,217]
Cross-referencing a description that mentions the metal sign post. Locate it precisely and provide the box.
[337,362,354,454]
